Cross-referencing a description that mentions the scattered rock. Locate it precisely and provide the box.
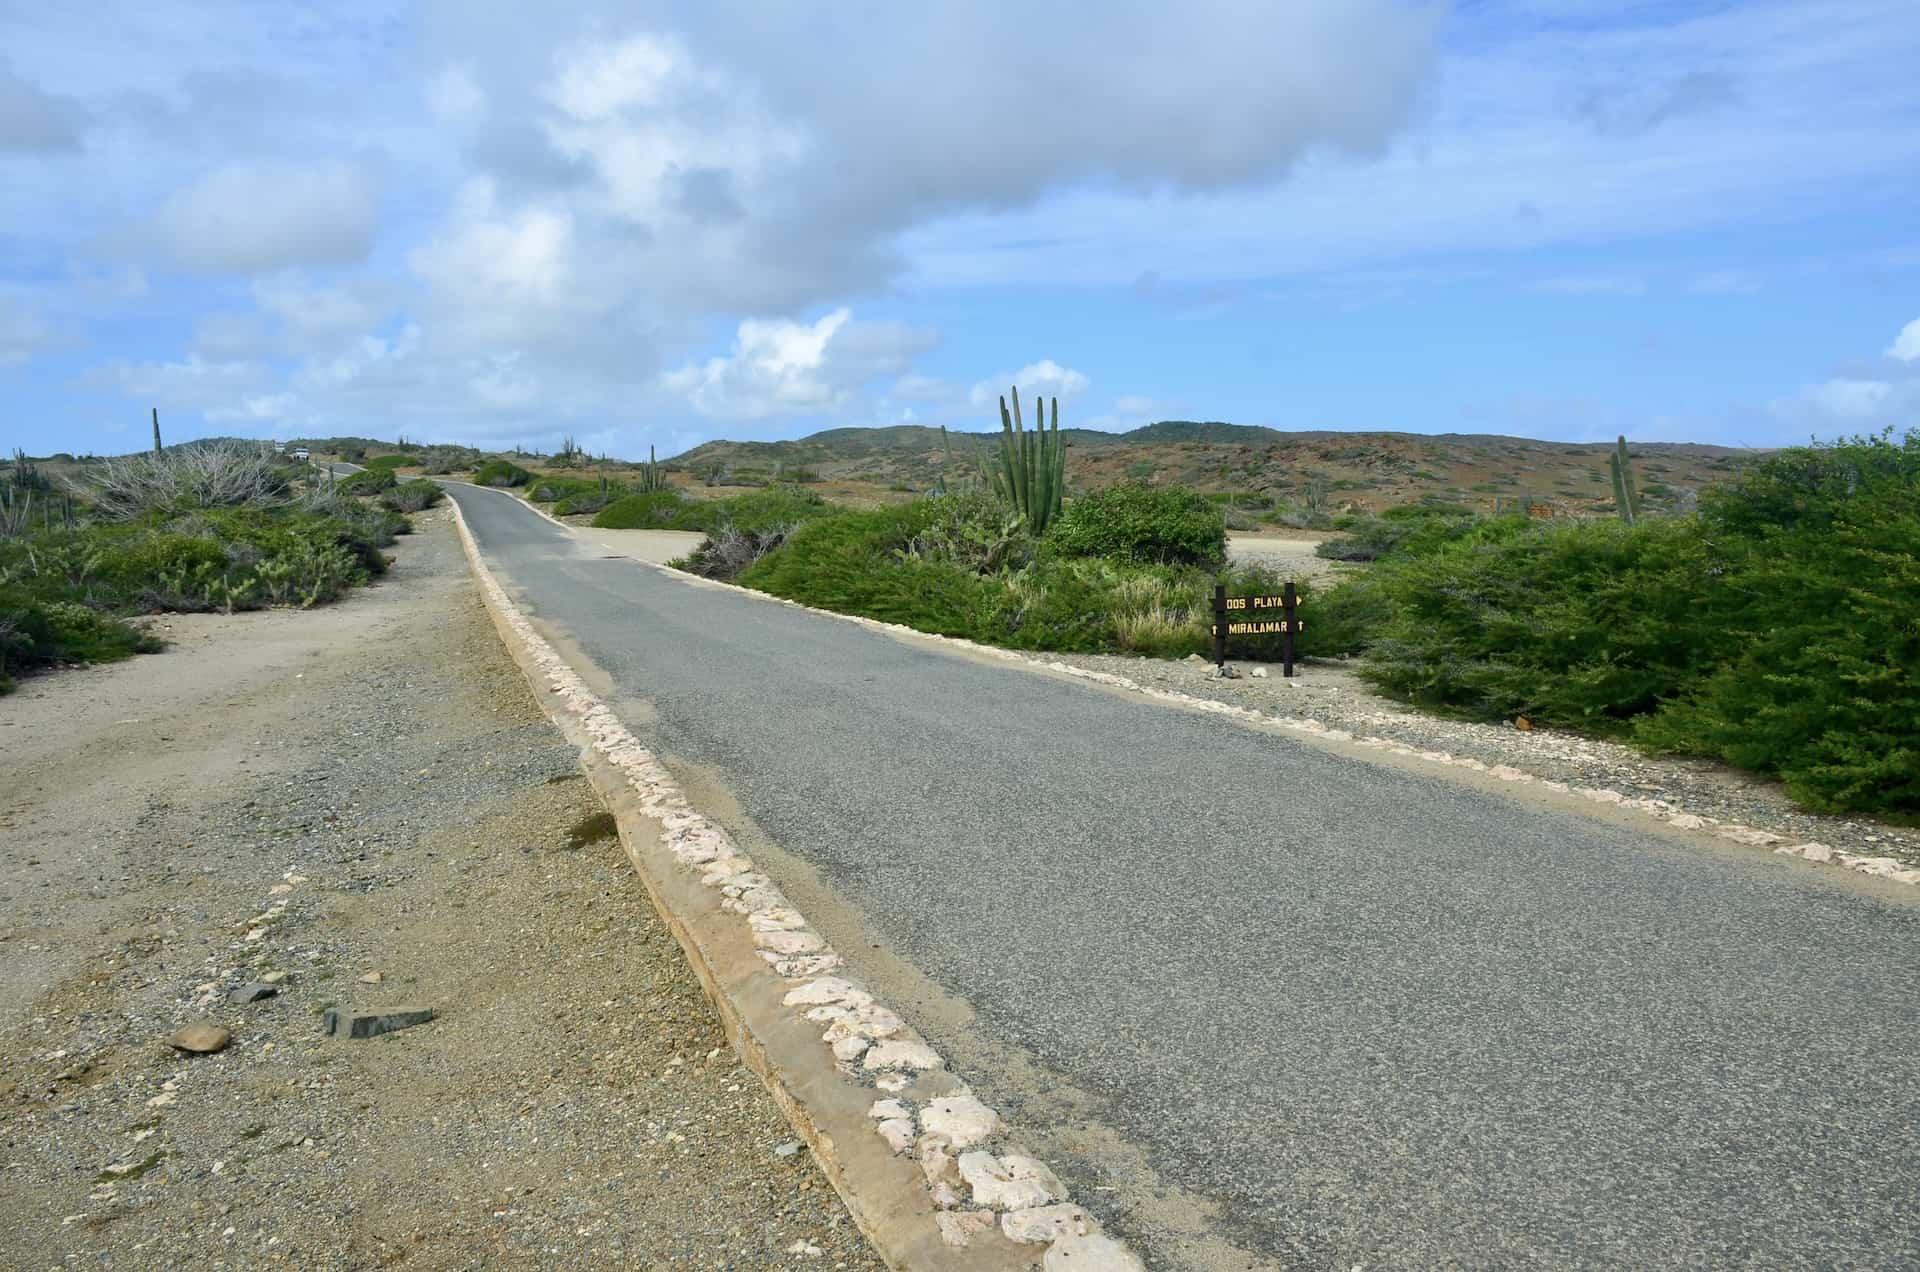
[920,1094,997,1149]
[168,1023,231,1054]
[1043,1231,1147,1271]
[957,1151,1064,1210]
[1250,667,1269,679]
[227,983,278,1004]
[259,970,290,985]
[321,1008,434,1040]
[934,1210,997,1248]
[773,1140,804,1157]
[358,971,383,984]
[1002,1202,1098,1243]
[1183,653,1207,664]
[867,1099,910,1121]
[875,1118,915,1153]
[861,1040,942,1073]
[1514,716,1533,731]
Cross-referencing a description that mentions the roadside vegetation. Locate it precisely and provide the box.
[0,443,413,693]
[1304,431,1919,815]
[670,410,1914,817]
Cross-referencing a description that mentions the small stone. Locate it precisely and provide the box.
[1003,1203,1098,1243]
[1775,842,1834,864]
[958,1151,1064,1210]
[773,1140,804,1157]
[782,978,866,1009]
[830,1035,870,1062]
[754,928,824,956]
[1513,716,1533,731]
[1183,653,1207,664]
[321,1009,434,1040]
[1043,1231,1146,1271]
[876,1118,915,1153]
[169,1023,231,1054]
[227,983,278,1004]
[358,971,383,984]
[862,1040,942,1072]
[934,1211,997,1248]
[784,1239,824,1257]
[1667,814,1707,830]
[259,971,290,985]
[920,1094,997,1149]
[867,1099,910,1120]
[1250,667,1269,678]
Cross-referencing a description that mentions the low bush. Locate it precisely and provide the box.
[594,486,833,536]
[0,587,160,690]
[336,467,397,495]
[361,454,412,473]
[380,479,443,513]
[1049,482,1226,568]
[473,459,533,488]
[1314,503,1483,562]
[593,490,698,530]
[737,493,1302,659]
[90,444,292,521]
[1314,431,1920,814]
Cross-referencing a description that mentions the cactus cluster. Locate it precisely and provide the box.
[987,385,1066,533]
[637,444,668,493]
[1609,435,1641,525]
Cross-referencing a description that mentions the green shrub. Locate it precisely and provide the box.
[361,454,411,473]
[1050,482,1226,568]
[473,459,532,488]
[381,479,443,513]
[527,475,601,503]
[593,490,699,530]
[0,587,160,690]
[1326,431,1920,814]
[1314,503,1484,562]
[594,486,833,534]
[337,467,397,495]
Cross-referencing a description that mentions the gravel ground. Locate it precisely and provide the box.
[0,512,884,1270]
[1045,651,1920,870]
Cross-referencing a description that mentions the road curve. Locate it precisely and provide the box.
[445,482,1920,1270]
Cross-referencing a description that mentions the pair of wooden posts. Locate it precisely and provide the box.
[1211,581,1301,677]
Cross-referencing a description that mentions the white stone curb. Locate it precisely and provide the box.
[448,493,1148,1267]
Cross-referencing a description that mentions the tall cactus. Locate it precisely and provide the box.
[151,407,163,456]
[989,386,1066,533]
[1608,434,1640,525]
[637,444,667,493]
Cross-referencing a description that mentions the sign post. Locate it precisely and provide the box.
[1210,582,1303,677]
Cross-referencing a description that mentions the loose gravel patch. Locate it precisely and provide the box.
[0,515,884,1270]
[1045,652,1920,871]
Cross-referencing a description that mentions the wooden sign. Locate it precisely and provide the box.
[1211,582,1302,676]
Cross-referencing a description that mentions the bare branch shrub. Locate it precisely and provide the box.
[86,443,290,521]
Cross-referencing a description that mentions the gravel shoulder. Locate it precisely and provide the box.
[1044,651,1920,870]
[0,512,883,1270]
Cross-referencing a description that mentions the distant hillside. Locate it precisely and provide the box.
[665,422,1760,517]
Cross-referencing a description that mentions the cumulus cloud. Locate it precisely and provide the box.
[663,308,937,420]
[969,361,1091,409]
[1888,318,1920,363]
[152,159,378,273]
[0,295,57,368]
[1770,318,1920,433]
[0,63,88,152]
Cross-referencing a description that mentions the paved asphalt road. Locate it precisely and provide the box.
[447,483,1920,1270]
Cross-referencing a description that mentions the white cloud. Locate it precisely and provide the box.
[548,34,683,120]
[410,180,572,319]
[152,159,378,273]
[1888,318,1920,363]
[969,360,1090,410]
[207,393,295,425]
[664,308,937,420]
[0,294,57,368]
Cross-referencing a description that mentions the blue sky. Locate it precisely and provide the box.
[2,0,1918,460]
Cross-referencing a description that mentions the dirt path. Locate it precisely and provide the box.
[0,512,884,1269]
